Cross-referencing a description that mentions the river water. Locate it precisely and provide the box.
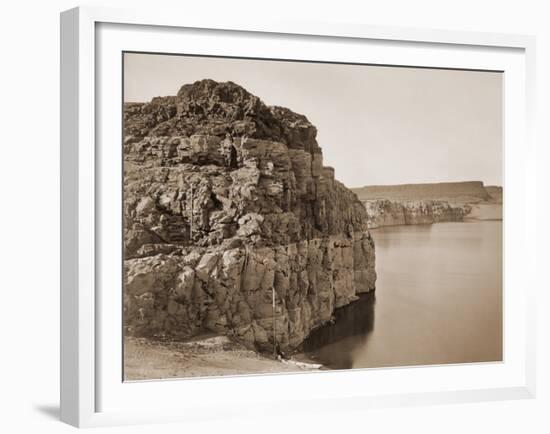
[302,221,503,369]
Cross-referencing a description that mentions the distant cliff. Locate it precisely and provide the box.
[352,181,501,228]
[123,80,376,353]
[363,199,469,229]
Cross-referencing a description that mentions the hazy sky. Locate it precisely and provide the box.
[124,53,502,188]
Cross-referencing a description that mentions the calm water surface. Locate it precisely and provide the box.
[303,221,503,369]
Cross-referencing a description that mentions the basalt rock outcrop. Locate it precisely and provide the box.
[363,199,470,229]
[352,181,503,228]
[123,79,376,353]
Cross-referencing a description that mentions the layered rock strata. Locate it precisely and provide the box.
[363,199,470,229]
[123,80,376,353]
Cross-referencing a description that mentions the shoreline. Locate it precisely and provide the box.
[124,218,502,380]
[368,216,503,231]
[124,335,322,381]
[367,203,502,230]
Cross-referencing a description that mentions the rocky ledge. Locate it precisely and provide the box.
[123,80,376,353]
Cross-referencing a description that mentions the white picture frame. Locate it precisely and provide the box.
[60,6,537,428]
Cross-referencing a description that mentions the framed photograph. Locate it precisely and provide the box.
[60,6,537,428]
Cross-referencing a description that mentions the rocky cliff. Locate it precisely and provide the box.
[352,181,502,228]
[363,199,469,229]
[123,79,376,353]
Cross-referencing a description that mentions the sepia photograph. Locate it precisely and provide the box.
[122,52,503,381]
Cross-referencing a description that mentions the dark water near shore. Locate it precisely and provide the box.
[303,221,503,369]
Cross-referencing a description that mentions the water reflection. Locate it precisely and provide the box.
[372,223,434,249]
[302,221,502,369]
[302,292,376,369]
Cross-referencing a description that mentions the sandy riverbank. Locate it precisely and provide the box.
[124,335,321,381]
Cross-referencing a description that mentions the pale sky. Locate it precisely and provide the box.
[124,53,502,188]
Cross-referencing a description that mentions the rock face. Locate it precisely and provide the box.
[363,199,469,229]
[123,80,376,353]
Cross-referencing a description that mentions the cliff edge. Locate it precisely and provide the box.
[123,80,376,353]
